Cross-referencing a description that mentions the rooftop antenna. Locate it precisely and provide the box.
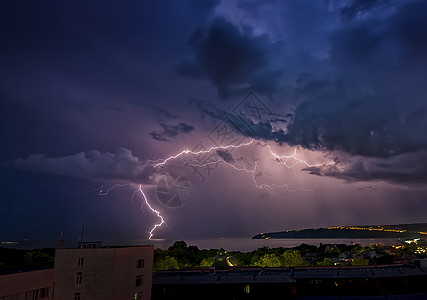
[220,237,224,249]
[78,224,85,247]
[58,232,64,248]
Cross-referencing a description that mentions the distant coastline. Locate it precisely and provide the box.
[252,223,427,240]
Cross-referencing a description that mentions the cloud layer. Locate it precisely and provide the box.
[14,148,156,183]
[177,17,283,98]
[149,123,195,142]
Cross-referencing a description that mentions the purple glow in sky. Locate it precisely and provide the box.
[1,0,427,243]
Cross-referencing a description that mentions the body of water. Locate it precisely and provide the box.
[2,237,400,251]
[125,237,400,252]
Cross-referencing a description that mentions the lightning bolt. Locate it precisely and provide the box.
[185,159,311,192]
[94,183,166,240]
[96,140,324,240]
[150,140,321,191]
[133,184,165,240]
[266,145,323,168]
[94,183,133,196]
[149,139,255,167]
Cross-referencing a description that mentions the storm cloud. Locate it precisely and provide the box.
[149,123,195,142]
[305,149,427,185]
[216,149,235,163]
[2,0,427,242]
[13,148,156,183]
[184,1,427,184]
[177,17,283,98]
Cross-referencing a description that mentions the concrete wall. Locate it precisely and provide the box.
[53,246,154,300]
[113,247,153,300]
[0,268,53,300]
[54,248,116,299]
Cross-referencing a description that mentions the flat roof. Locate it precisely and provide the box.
[153,271,295,285]
[56,244,154,250]
[0,263,53,276]
[153,265,427,285]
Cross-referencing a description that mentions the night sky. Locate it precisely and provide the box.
[2,0,427,244]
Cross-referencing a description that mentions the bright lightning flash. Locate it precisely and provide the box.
[152,139,322,191]
[99,139,324,239]
[150,139,254,167]
[95,183,165,240]
[133,184,165,240]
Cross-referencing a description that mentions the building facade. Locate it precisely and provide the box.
[152,265,427,299]
[0,268,53,300]
[53,245,153,300]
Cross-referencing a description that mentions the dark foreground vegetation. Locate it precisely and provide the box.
[154,239,427,271]
[0,247,55,274]
[2,238,426,273]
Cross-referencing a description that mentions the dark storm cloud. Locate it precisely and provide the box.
[285,0,427,155]
[187,97,227,120]
[13,148,156,183]
[216,149,235,163]
[149,132,168,142]
[0,0,226,241]
[284,0,427,183]
[183,0,427,184]
[0,0,219,159]
[340,0,388,21]
[329,0,427,88]
[0,93,90,160]
[387,1,427,61]
[3,0,427,242]
[0,0,220,125]
[187,97,289,143]
[145,105,178,120]
[177,17,283,98]
[284,78,427,157]
[304,149,427,185]
[149,123,195,142]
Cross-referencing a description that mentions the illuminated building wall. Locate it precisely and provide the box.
[53,246,153,300]
[0,268,53,300]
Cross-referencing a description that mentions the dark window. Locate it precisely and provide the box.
[76,272,82,285]
[136,275,143,287]
[28,287,50,300]
[77,257,84,266]
[32,289,39,300]
[74,293,80,300]
[40,287,49,298]
[137,259,144,268]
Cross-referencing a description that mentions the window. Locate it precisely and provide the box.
[134,292,142,300]
[135,275,143,287]
[137,258,144,268]
[32,290,39,300]
[25,287,50,300]
[32,289,39,300]
[244,284,251,294]
[77,257,84,266]
[76,272,82,286]
[39,287,49,299]
[74,293,80,300]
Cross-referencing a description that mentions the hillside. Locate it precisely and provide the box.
[252,223,427,239]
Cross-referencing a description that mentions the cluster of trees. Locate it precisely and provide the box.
[154,241,217,271]
[153,241,388,271]
[0,247,55,267]
[3,240,415,272]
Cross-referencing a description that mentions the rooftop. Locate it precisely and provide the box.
[153,264,427,285]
